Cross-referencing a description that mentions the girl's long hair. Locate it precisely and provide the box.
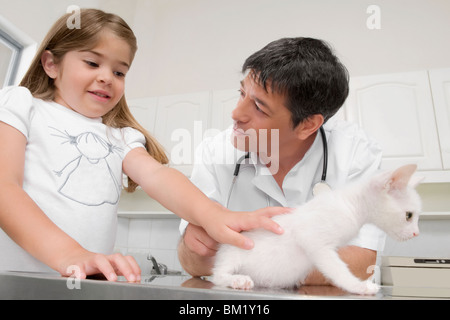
[20,8,168,192]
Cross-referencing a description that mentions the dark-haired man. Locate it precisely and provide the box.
[178,37,385,285]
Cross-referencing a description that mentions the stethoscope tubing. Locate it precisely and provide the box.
[318,126,328,182]
[226,126,328,208]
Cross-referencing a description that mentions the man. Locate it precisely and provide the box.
[178,37,385,285]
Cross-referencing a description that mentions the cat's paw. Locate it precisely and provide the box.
[346,280,380,295]
[230,275,254,290]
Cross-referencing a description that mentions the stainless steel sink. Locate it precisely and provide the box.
[0,271,390,300]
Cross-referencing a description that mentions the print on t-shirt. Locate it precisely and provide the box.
[50,127,123,206]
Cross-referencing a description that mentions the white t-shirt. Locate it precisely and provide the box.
[0,86,146,273]
[180,119,386,251]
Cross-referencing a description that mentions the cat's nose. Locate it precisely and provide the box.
[413,231,419,237]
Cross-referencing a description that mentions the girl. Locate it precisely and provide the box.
[0,9,285,282]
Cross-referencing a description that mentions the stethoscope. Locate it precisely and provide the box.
[226,126,330,208]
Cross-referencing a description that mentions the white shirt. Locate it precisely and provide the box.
[0,86,146,272]
[180,118,386,251]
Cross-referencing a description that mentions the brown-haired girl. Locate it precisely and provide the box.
[0,9,286,282]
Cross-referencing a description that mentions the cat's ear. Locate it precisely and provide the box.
[384,164,417,191]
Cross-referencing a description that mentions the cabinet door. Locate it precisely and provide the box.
[345,71,442,170]
[127,97,158,133]
[154,92,210,175]
[429,68,450,170]
[211,89,239,131]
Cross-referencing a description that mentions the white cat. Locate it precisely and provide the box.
[211,164,423,295]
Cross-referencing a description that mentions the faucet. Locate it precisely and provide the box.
[147,254,171,275]
[147,254,163,274]
[146,253,181,275]
[147,254,160,274]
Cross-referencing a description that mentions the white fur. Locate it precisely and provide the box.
[211,164,422,295]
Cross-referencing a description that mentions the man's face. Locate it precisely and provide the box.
[230,74,298,158]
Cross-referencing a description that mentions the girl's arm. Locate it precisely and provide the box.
[0,122,140,281]
[123,147,287,250]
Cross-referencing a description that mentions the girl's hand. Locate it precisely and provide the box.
[202,206,291,250]
[57,248,141,282]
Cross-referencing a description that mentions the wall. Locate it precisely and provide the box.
[0,0,138,43]
[114,189,184,274]
[127,0,450,97]
[115,216,183,275]
[1,0,449,98]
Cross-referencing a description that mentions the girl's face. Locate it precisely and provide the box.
[44,30,132,119]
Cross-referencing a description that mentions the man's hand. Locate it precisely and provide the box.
[178,224,218,277]
[183,224,219,257]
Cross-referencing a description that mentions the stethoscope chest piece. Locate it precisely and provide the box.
[312,181,332,197]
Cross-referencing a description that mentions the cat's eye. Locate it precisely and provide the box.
[406,211,413,221]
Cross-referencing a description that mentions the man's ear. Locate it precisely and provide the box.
[294,114,324,140]
[41,50,59,79]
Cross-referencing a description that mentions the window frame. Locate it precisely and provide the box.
[0,28,23,87]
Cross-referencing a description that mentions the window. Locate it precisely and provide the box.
[0,29,23,88]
